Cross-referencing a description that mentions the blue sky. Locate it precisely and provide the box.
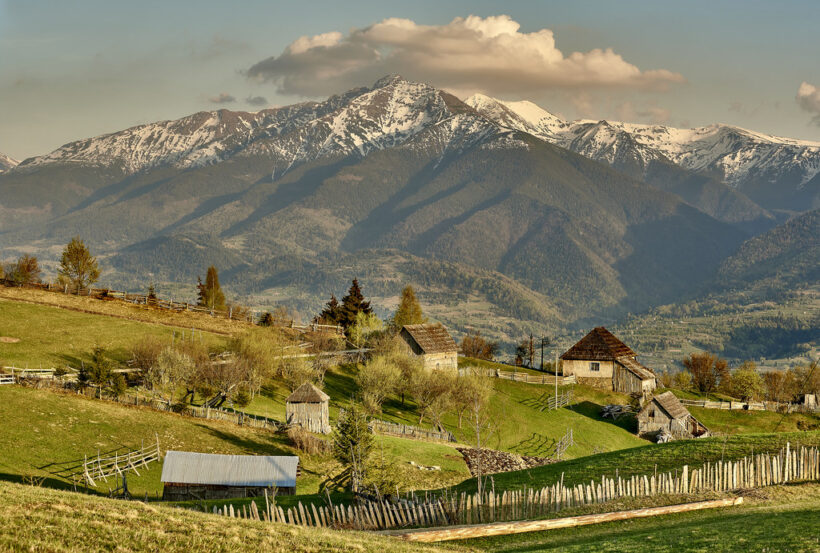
[1,0,819,159]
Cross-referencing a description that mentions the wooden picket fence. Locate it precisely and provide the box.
[214,443,820,530]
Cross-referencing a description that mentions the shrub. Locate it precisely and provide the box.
[287,426,332,456]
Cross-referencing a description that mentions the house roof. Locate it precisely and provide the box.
[560,327,636,361]
[160,451,299,487]
[401,323,458,354]
[286,382,329,404]
[647,391,690,420]
[617,356,656,382]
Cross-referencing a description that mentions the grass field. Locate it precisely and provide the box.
[0,385,468,499]
[0,481,447,553]
[458,484,820,552]
[450,430,820,493]
[0,296,229,368]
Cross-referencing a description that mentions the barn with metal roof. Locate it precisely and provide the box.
[160,451,299,500]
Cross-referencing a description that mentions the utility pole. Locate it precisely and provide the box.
[529,334,534,369]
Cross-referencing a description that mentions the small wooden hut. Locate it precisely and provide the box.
[160,451,298,500]
[286,382,331,434]
[399,323,458,372]
[637,391,709,440]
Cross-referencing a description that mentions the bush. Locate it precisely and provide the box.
[287,426,332,456]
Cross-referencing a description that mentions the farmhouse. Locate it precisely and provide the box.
[399,323,458,372]
[160,451,298,500]
[286,382,331,434]
[637,391,710,440]
[560,327,656,397]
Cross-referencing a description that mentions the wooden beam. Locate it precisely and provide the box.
[388,497,743,543]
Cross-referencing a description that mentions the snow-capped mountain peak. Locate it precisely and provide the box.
[0,152,18,173]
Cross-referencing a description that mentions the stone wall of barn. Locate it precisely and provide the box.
[563,359,614,380]
[422,351,458,372]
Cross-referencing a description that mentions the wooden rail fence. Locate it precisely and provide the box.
[213,442,820,531]
[370,420,456,443]
[80,436,162,487]
[462,367,576,386]
[680,398,818,414]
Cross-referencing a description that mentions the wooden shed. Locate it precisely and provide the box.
[560,327,656,397]
[637,391,709,440]
[286,382,331,434]
[160,451,298,500]
[399,323,458,372]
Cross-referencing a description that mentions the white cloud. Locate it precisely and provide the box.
[208,92,236,104]
[247,15,685,97]
[796,82,820,125]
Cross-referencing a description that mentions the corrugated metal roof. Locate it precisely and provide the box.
[160,451,298,487]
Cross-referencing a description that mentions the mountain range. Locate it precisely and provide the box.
[1,75,818,342]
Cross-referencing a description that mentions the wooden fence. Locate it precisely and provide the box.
[79,435,162,487]
[542,390,574,412]
[369,420,456,443]
[213,443,820,531]
[462,367,576,386]
[553,428,574,460]
[0,375,15,385]
[680,398,818,414]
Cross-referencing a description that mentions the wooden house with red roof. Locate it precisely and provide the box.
[399,323,458,372]
[560,327,656,397]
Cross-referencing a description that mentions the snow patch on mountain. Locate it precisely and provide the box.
[0,152,18,173]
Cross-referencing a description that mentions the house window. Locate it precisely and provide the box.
[589,362,600,372]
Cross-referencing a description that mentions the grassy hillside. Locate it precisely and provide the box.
[458,483,820,552]
[0,385,469,498]
[0,481,448,553]
[0,293,229,368]
[451,430,820,493]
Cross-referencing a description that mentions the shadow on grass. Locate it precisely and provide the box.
[571,400,638,434]
[194,423,290,455]
[510,433,556,457]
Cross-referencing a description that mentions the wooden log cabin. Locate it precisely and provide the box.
[160,451,299,500]
[399,323,458,372]
[637,391,709,440]
[286,382,331,434]
[560,327,656,398]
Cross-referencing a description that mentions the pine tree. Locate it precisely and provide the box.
[332,403,373,493]
[392,285,425,329]
[339,279,371,329]
[197,266,226,311]
[317,294,343,324]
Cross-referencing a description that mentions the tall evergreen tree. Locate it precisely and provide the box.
[332,403,373,492]
[392,285,426,329]
[197,266,226,310]
[317,294,343,324]
[339,279,371,329]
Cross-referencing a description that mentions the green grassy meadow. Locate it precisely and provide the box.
[0,296,228,368]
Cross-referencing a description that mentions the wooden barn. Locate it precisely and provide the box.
[399,323,458,372]
[637,391,709,440]
[160,451,298,500]
[560,327,656,397]
[286,382,331,434]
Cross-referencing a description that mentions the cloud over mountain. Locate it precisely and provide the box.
[797,82,820,125]
[208,93,236,104]
[246,15,685,97]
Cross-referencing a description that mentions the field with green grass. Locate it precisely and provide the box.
[458,484,820,552]
[0,481,448,553]
[451,430,820,493]
[0,296,228,368]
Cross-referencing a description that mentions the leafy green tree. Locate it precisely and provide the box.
[730,362,765,401]
[357,355,401,415]
[5,255,41,285]
[58,237,100,292]
[332,403,374,493]
[339,279,372,329]
[349,311,383,349]
[392,285,425,329]
[197,266,226,311]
